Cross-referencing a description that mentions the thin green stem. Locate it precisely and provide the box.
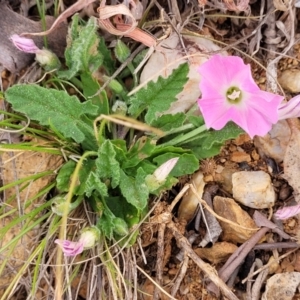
[160,124,207,146]
[56,150,97,298]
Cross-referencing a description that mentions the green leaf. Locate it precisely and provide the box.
[187,115,205,127]
[202,122,243,150]
[97,204,116,239]
[128,63,189,123]
[5,85,98,143]
[151,113,186,131]
[76,158,96,195]
[183,122,243,159]
[80,72,109,116]
[153,153,199,177]
[58,16,103,79]
[123,137,156,169]
[56,160,76,192]
[85,172,108,197]
[119,168,149,210]
[99,36,115,75]
[96,140,120,188]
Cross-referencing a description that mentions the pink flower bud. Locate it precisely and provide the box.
[278,96,300,120]
[10,34,39,54]
[274,204,300,220]
[55,226,100,257]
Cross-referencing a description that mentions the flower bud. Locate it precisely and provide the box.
[103,75,124,94]
[112,100,127,115]
[79,226,100,248]
[51,195,83,216]
[10,34,39,53]
[35,48,61,71]
[114,40,130,63]
[51,195,71,216]
[145,157,179,192]
[113,218,129,236]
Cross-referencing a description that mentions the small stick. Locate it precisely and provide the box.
[171,251,189,297]
[167,221,240,300]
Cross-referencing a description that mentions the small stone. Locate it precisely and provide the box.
[278,69,300,93]
[232,171,276,209]
[204,174,214,182]
[230,151,251,163]
[251,149,260,161]
[194,242,238,264]
[213,196,258,243]
[262,272,300,300]
[254,120,291,163]
[234,133,251,145]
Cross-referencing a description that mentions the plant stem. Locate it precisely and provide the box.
[161,124,207,146]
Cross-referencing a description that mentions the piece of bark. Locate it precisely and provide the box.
[0,2,67,73]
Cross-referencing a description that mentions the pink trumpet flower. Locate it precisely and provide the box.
[274,204,300,220]
[197,55,284,138]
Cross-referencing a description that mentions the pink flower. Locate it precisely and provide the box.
[274,204,300,220]
[55,226,100,257]
[10,34,40,53]
[197,55,284,138]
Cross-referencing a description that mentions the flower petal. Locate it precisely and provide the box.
[10,34,40,53]
[278,95,300,120]
[55,239,84,257]
[274,204,300,220]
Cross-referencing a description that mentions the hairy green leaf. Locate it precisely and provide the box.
[58,16,103,79]
[203,122,243,150]
[119,168,149,210]
[80,72,109,116]
[85,172,108,197]
[96,140,120,188]
[128,63,189,123]
[153,153,199,177]
[56,160,76,192]
[5,85,98,143]
[151,113,186,131]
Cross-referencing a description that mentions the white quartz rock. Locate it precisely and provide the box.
[232,171,276,209]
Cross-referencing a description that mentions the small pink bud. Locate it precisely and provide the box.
[274,204,300,220]
[10,34,40,54]
[153,157,179,183]
[278,96,300,120]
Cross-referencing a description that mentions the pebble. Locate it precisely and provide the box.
[230,151,251,163]
[254,120,291,163]
[262,272,300,300]
[278,69,300,93]
[213,196,258,243]
[232,171,276,209]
